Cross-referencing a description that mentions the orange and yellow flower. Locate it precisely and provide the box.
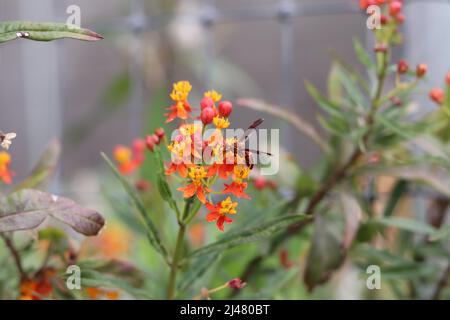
[165,81,193,123]
[223,165,251,199]
[113,138,146,175]
[0,151,13,184]
[177,166,211,204]
[205,197,238,232]
[19,269,55,300]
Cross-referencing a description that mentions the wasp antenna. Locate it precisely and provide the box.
[249,118,264,130]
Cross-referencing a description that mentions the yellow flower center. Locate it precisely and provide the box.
[170,81,192,102]
[234,165,251,182]
[168,141,187,158]
[113,147,132,164]
[213,116,230,129]
[188,166,207,182]
[180,124,200,137]
[204,90,222,102]
[219,197,238,215]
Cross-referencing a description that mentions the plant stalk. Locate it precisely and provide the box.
[167,223,186,300]
[1,234,27,280]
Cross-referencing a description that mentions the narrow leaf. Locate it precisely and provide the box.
[373,217,436,235]
[13,139,61,191]
[0,21,103,44]
[179,253,220,293]
[353,38,374,70]
[101,153,168,258]
[383,180,408,217]
[305,80,345,120]
[189,215,312,258]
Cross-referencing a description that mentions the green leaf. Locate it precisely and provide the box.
[0,189,105,236]
[373,217,436,235]
[337,66,367,108]
[0,21,103,44]
[76,269,152,299]
[304,212,345,292]
[157,173,173,202]
[189,214,312,258]
[184,198,202,225]
[179,253,220,293]
[101,152,168,259]
[382,263,435,280]
[13,139,60,192]
[383,180,408,217]
[305,80,345,120]
[430,226,450,242]
[353,38,374,70]
[153,148,180,217]
[376,113,417,140]
[77,259,145,287]
[327,63,344,104]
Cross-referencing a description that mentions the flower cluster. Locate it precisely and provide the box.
[165,81,254,231]
[361,0,405,53]
[360,0,405,24]
[19,268,55,300]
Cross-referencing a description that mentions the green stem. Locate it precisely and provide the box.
[167,200,193,299]
[167,223,186,300]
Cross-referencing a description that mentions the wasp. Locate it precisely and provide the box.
[228,118,273,170]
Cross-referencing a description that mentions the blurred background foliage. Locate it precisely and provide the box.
[1,0,450,300]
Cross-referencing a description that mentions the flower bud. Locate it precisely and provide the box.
[146,135,158,152]
[132,138,146,153]
[416,64,427,78]
[155,127,165,139]
[253,176,266,190]
[201,107,216,125]
[397,59,409,74]
[218,101,233,117]
[429,88,445,105]
[227,278,246,290]
[389,1,402,16]
[446,72,450,86]
[390,96,403,107]
[359,0,376,10]
[200,96,214,110]
[395,13,405,24]
[374,44,387,53]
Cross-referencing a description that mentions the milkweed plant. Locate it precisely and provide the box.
[0,0,450,300]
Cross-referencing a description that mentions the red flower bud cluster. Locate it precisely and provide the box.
[397,60,427,78]
[361,0,405,25]
[145,127,165,152]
